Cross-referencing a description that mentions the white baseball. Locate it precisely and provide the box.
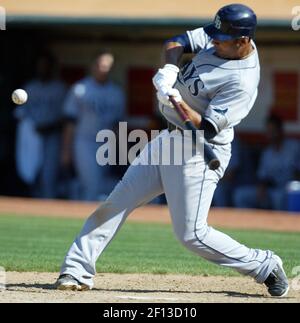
[12,89,28,105]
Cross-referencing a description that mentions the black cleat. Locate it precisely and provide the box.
[264,255,289,297]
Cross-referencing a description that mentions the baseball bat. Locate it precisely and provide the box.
[169,96,221,171]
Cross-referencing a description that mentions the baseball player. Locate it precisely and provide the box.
[56,4,289,297]
[62,52,126,201]
[15,53,66,198]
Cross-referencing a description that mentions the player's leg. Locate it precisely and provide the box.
[59,134,164,289]
[161,139,282,286]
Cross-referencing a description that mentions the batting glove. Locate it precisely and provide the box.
[152,64,180,93]
[156,88,182,108]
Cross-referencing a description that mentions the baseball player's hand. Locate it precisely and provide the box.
[156,88,182,107]
[152,64,180,93]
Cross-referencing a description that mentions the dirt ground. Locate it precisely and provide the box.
[1,196,300,232]
[1,197,300,303]
[1,272,299,303]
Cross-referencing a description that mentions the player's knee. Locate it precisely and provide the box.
[176,224,209,248]
[194,224,210,241]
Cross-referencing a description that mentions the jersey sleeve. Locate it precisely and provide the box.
[205,84,255,132]
[186,27,211,53]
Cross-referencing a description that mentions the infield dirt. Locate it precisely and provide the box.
[1,272,299,303]
[1,197,300,232]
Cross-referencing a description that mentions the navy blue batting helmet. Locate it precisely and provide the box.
[204,4,257,41]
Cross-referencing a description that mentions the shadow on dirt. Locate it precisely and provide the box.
[5,283,272,299]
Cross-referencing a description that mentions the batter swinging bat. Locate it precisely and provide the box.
[169,96,221,171]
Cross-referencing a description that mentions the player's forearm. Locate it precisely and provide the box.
[178,100,202,128]
[163,42,185,66]
[178,100,219,139]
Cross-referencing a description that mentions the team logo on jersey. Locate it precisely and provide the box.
[178,62,204,97]
[213,108,228,115]
[214,15,222,30]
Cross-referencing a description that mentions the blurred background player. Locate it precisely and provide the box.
[62,51,126,201]
[15,52,66,198]
[234,115,300,210]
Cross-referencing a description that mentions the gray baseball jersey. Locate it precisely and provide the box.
[160,27,260,145]
[60,28,278,288]
[63,76,126,200]
[64,77,125,140]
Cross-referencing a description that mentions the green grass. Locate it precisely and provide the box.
[0,214,299,277]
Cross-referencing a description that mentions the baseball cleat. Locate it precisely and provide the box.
[55,274,90,291]
[264,255,289,297]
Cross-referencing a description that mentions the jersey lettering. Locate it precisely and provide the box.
[180,62,204,97]
[188,79,204,96]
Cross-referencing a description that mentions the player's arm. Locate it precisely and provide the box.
[160,81,254,141]
[153,34,193,95]
[174,99,218,140]
[158,89,218,140]
[204,84,254,138]
[163,33,193,65]
[153,27,209,92]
